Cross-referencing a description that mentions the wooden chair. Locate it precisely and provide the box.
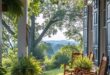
[98,54,108,75]
[64,52,83,75]
[64,64,75,75]
[88,51,94,61]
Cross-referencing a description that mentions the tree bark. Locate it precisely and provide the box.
[18,0,28,57]
[0,0,2,64]
[28,14,35,55]
[2,19,15,35]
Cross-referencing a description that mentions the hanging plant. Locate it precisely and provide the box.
[2,0,23,16]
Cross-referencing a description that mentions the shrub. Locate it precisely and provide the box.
[43,56,55,70]
[11,56,42,75]
[53,52,69,68]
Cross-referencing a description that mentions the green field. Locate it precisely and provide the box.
[42,68,64,75]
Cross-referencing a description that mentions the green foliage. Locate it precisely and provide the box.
[11,57,42,75]
[74,0,84,11]
[43,56,55,70]
[60,45,82,58]
[47,45,82,68]
[28,0,41,16]
[73,57,93,70]
[0,65,7,75]
[50,0,68,5]
[3,0,23,16]
[33,42,48,59]
[53,52,69,68]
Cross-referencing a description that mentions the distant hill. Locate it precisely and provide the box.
[43,40,77,57]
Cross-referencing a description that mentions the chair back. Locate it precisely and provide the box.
[72,52,83,60]
[98,54,108,75]
[88,51,94,61]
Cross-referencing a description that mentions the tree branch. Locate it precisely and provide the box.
[2,19,15,35]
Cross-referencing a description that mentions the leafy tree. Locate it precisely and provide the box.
[34,0,84,47]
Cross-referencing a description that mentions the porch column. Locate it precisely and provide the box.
[0,0,2,64]
[98,0,106,59]
[87,5,93,54]
[83,6,88,54]
[18,0,28,57]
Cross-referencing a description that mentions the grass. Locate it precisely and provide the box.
[42,68,64,75]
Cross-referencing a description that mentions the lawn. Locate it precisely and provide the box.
[42,68,64,75]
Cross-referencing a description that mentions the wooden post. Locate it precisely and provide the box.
[87,5,93,54]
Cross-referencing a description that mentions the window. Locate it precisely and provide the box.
[93,26,98,45]
[108,22,110,44]
[107,4,110,19]
[94,12,98,24]
[83,19,87,28]
[93,0,98,8]
[83,7,87,16]
[83,29,87,43]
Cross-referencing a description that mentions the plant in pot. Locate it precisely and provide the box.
[11,56,42,75]
[72,56,93,74]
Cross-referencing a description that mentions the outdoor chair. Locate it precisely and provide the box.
[64,52,83,75]
[88,51,94,61]
[98,54,108,75]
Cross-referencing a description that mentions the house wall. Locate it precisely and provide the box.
[84,0,107,65]
[84,0,110,69]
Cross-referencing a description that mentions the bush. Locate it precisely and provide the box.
[53,52,69,68]
[43,56,55,70]
[0,65,6,75]
[11,56,42,75]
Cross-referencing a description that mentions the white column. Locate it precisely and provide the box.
[18,0,28,57]
[0,0,2,63]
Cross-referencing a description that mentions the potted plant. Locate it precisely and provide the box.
[72,57,93,73]
[11,57,42,75]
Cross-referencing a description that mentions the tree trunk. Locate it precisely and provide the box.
[18,0,28,57]
[28,14,35,55]
[0,0,2,64]
[33,10,63,50]
[34,21,53,47]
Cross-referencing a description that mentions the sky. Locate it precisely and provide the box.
[36,14,69,41]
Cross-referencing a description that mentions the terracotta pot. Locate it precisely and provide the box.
[74,68,81,73]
